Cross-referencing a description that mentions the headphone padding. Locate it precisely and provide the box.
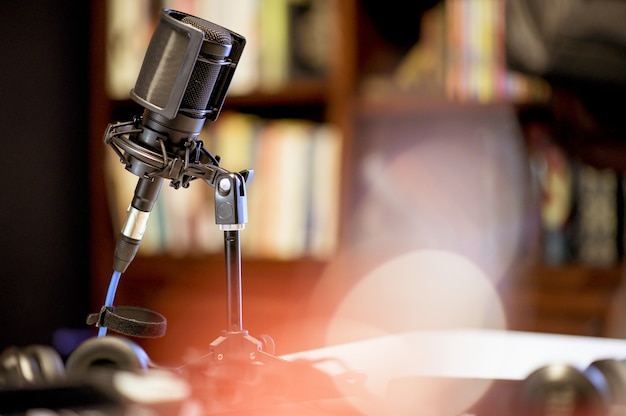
[65,336,150,380]
[22,345,65,384]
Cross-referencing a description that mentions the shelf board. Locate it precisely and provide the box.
[355,90,532,119]
[225,78,328,108]
[121,253,328,283]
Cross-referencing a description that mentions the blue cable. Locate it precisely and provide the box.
[98,270,122,337]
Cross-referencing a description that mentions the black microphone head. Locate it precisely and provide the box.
[130,9,245,121]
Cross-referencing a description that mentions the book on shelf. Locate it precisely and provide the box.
[286,0,333,83]
[252,119,313,259]
[105,0,157,100]
[530,155,622,269]
[524,114,624,269]
[386,0,551,104]
[204,112,343,260]
[104,112,343,260]
[104,0,332,99]
[524,119,575,266]
[573,162,620,268]
[306,123,343,259]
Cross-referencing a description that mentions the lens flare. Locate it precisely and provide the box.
[323,249,506,414]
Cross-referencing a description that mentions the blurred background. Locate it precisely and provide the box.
[2,0,626,369]
[0,1,91,352]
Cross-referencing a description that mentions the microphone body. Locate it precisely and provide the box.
[113,177,163,273]
[111,9,245,272]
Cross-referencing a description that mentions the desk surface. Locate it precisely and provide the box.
[285,328,626,380]
[282,328,626,414]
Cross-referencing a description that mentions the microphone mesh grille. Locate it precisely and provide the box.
[182,60,220,113]
[179,16,231,116]
[182,16,231,45]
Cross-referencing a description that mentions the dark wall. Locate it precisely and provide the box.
[0,1,91,349]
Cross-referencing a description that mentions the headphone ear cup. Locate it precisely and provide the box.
[22,345,65,385]
[0,345,64,388]
[586,359,626,407]
[0,347,31,388]
[517,363,609,416]
[65,336,150,380]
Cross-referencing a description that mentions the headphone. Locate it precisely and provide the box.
[0,344,65,388]
[1,305,166,390]
[0,336,150,389]
[517,358,626,416]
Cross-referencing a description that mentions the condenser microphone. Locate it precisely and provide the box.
[109,9,245,273]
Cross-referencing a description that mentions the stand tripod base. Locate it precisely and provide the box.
[180,330,362,414]
[179,217,362,412]
[208,329,283,365]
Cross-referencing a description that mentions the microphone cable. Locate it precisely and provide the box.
[98,270,122,337]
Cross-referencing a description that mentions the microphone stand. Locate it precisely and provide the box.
[186,171,364,414]
[202,171,286,366]
[105,121,281,362]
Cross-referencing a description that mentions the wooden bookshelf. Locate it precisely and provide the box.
[501,263,626,339]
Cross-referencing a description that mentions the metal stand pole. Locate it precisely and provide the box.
[224,229,243,333]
